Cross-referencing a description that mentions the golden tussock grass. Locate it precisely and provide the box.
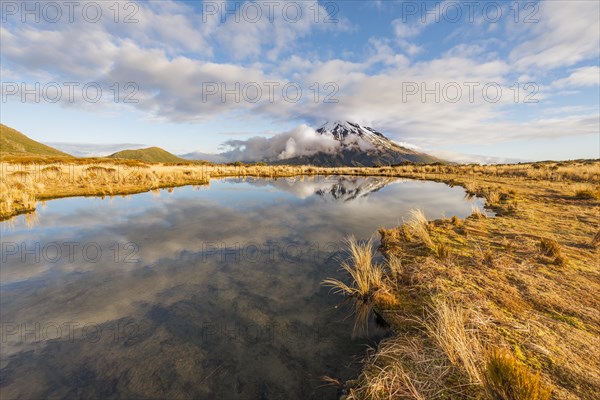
[592,230,600,248]
[406,209,434,250]
[333,161,598,399]
[571,183,600,199]
[346,298,554,400]
[322,236,385,301]
[485,189,502,205]
[538,238,562,258]
[322,236,400,336]
[421,299,484,385]
[470,205,487,219]
[484,348,552,400]
[2,158,598,397]
[347,336,452,400]
[1,159,598,220]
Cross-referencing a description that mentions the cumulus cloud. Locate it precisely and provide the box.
[220,124,340,161]
[1,0,598,153]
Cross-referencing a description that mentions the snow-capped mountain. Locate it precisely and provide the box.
[243,176,398,201]
[271,121,442,166]
[313,176,397,201]
[181,121,443,166]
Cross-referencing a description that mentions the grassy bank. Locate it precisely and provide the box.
[323,161,599,399]
[1,158,598,398]
[1,158,597,221]
[0,160,318,220]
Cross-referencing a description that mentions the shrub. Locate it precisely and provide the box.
[484,348,552,400]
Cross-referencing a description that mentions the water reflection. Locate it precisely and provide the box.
[0,176,485,399]
[237,175,400,201]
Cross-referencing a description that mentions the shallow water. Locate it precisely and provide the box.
[0,176,485,399]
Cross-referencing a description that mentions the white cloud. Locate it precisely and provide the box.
[509,1,600,70]
[552,66,600,88]
[427,150,526,165]
[1,0,598,153]
[220,124,340,161]
[391,17,431,56]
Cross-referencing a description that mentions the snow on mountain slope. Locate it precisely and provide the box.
[316,121,418,153]
[268,120,443,166]
[181,121,444,166]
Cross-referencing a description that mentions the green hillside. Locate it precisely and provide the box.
[109,147,189,163]
[0,124,72,157]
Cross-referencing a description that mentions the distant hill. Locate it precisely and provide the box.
[0,124,73,157]
[109,147,190,163]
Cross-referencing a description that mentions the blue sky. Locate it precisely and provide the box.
[1,0,599,162]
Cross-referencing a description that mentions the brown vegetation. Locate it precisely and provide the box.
[1,157,599,398]
[484,348,552,400]
[1,159,598,221]
[327,160,599,399]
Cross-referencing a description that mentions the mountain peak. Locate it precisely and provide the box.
[317,121,385,140]
[266,121,444,166]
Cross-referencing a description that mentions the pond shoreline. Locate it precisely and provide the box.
[326,161,599,399]
[1,161,508,221]
[2,160,598,399]
[1,172,483,399]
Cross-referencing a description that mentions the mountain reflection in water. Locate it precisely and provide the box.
[0,176,485,399]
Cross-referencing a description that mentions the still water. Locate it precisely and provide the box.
[0,176,485,399]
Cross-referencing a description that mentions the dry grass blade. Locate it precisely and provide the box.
[484,348,552,400]
[346,336,458,400]
[592,230,600,248]
[422,299,484,385]
[406,209,434,249]
[322,236,384,301]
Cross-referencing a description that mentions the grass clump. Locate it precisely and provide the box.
[484,348,552,400]
[406,209,434,249]
[323,236,399,336]
[486,189,501,205]
[573,184,600,200]
[322,236,384,301]
[347,337,451,400]
[574,190,599,200]
[435,241,452,261]
[422,299,484,385]
[451,215,462,227]
[471,205,487,219]
[592,230,600,248]
[538,238,561,258]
